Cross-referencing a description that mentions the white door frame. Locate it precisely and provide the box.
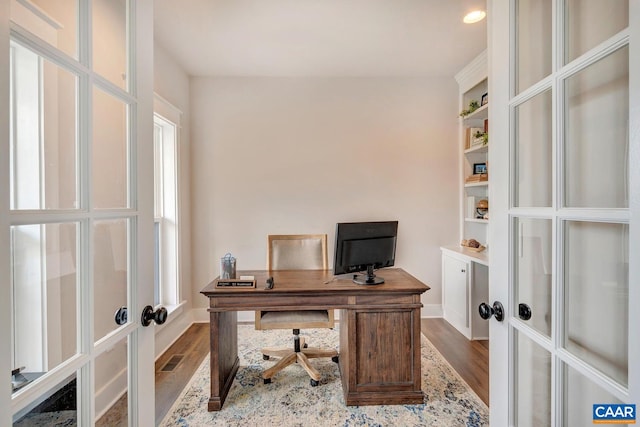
[0,0,12,420]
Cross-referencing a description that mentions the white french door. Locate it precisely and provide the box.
[1,0,155,425]
[488,1,639,425]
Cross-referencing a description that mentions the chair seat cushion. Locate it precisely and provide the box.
[260,310,329,326]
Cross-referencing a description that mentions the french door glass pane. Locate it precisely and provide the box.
[514,218,552,337]
[563,364,625,427]
[93,87,129,209]
[564,46,629,208]
[515,330,551,427]
[514,90,553,207]
[93,219,129,342]
[565,0,628,64]
[28,0,78,59]
[516,0,552,93]
[564,221,628,386]
[10,43,78,210]
[95,336,129,426]
[93,0,128,90]
[11,223,78,378]
[12,371,78,425]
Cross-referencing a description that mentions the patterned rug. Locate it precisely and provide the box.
[159,325,489,426]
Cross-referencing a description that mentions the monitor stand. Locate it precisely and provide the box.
[353,265,385,285]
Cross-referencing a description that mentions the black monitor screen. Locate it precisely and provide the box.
[333,221,398,285]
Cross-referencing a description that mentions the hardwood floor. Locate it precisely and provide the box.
[154,319,489,423]
[421,318,489,405]
[155,323,210,424]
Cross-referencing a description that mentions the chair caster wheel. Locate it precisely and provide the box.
[263,354,270,360]
[264,378,271,384]
[331,355,339,363]
[310,379,319,387]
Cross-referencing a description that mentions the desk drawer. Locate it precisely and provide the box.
[353,293,418,306]
[209,294,350,310]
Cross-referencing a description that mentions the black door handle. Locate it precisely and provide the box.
[141,305,168,326]
[114,306,128,325]
[518,303,532,320]
[479,301,505,322]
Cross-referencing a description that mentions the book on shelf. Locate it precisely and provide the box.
[465,173,488,183]
[466,196,477,219]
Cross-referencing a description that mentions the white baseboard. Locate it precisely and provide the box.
[155,307,195,360]
[192,306,210,323]
[191,308,257,323]
[421,304,443,318]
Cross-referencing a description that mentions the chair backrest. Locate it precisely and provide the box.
[256,233,333,331]
[267,234,327,270]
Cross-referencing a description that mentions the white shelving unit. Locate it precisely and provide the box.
[441,50,489,340]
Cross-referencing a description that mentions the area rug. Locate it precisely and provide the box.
[159,325,488,426]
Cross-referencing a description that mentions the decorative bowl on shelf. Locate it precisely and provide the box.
[461,239,486,252]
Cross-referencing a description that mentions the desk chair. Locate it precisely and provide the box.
[255,234,338,386]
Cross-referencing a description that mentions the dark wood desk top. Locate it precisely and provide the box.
[201,268,429,313]
[201,268,430,297]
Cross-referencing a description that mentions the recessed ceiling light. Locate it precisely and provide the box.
[463,10,486,24]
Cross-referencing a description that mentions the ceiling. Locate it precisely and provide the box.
[153,0,487,77]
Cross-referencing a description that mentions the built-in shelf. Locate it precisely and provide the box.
[461,103,488,121]
[441,245,489,266]
[464,181,489,188]
[464,144,488,155]
[465,218,489,224]
[443,49,490,342]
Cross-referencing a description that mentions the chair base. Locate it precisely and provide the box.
[261,337,338,384]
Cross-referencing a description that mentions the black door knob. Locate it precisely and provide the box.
[114,306,128,325]
[518,303,532,320]
[141,305,168,326]
[478,301,505,322]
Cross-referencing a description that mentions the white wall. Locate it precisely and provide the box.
[153,43,193,355]
[189,76,459,316]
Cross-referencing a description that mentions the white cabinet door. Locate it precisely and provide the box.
[443,254,469,337]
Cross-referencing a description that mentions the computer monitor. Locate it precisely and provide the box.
[333,221,398,285]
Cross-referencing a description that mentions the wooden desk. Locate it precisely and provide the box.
[200,268,430,411]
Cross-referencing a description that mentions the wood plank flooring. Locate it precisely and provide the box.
[155,323,210,424]
[154,319,489,423]
[420,318,489,405]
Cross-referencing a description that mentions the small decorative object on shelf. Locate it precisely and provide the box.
[481,92,488,106]
[474,130,488,145]
[467,127,486,147]
[475,199,489,219]
[459,100,480,117]
[461,238,486,252]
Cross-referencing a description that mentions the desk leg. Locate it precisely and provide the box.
[208,310,239,411]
